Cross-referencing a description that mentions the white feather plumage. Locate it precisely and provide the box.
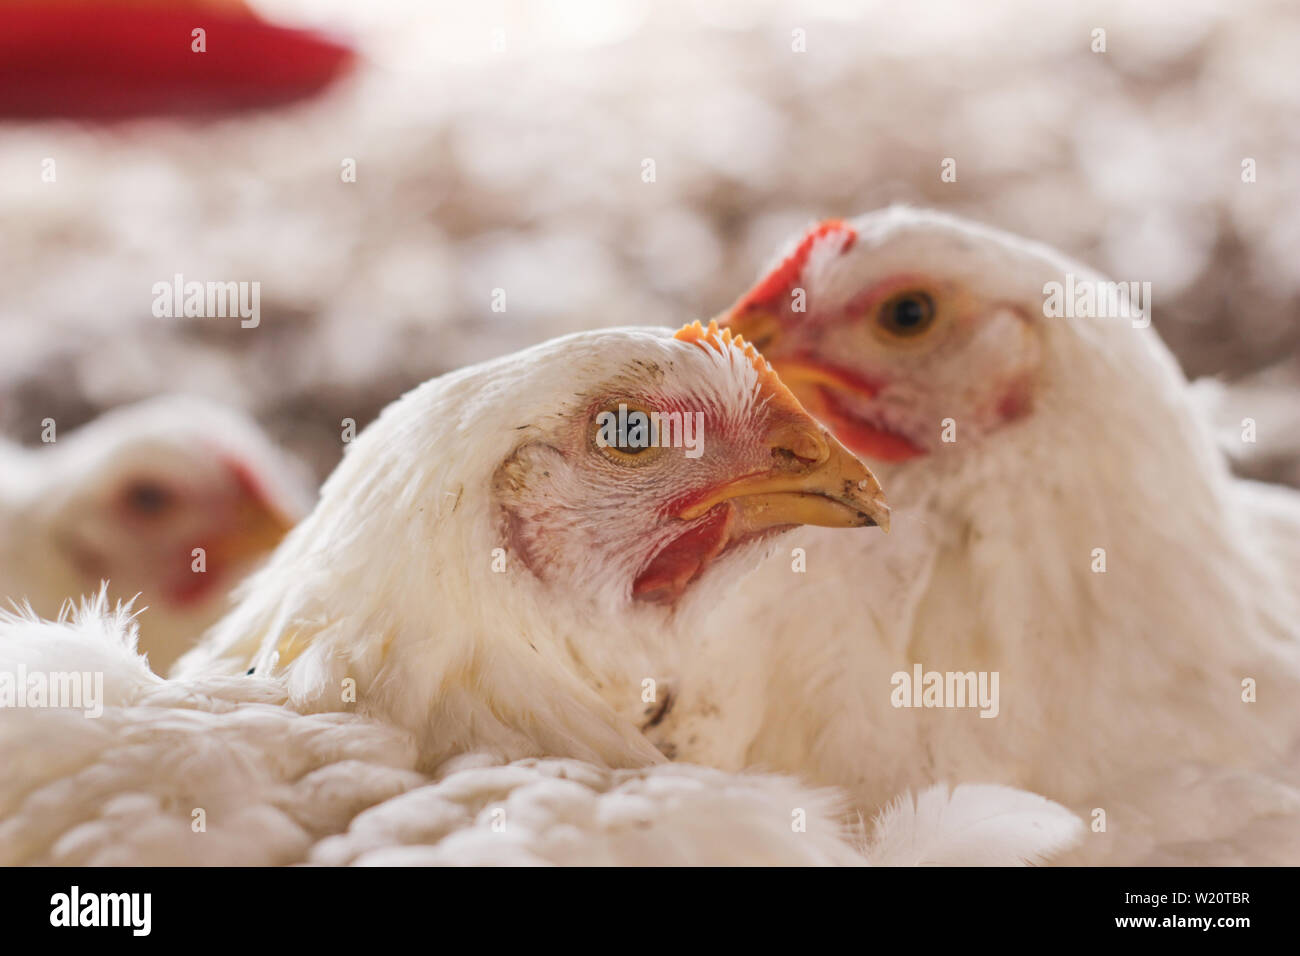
[3,328,1082,866]
[654,207,1300,864]
[0,396,314,670]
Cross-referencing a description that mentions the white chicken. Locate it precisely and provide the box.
[1,594,1082,866]
[175,322,892,764]
[2,325,1082,866]
[665,206,1300,864]
[1,592,875,866]
[0,396,312,671]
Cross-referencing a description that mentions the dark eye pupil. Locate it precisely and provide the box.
[596,407,656,456]
[126,482,171,514]
[617,416,649,453]
[894,296,927,327]
[882,292,934,335]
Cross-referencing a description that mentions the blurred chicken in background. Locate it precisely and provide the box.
[0,396,314,671]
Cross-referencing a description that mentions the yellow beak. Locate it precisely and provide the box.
[211,495,297,566]
[679,420,890,533]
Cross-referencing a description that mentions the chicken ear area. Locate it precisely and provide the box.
[632,504,734,604]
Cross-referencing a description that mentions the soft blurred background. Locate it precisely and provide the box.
[2,0,1297,483]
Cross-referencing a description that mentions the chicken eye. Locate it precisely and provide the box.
[615,430,650,454]
[877,291,936,338]
[122,480,174,517]
[591,403,666,465]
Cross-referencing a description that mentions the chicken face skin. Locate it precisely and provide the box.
[720,213,1044,463]
[49,451,294,610]
[492,323,888,607]
[9,397,310,671]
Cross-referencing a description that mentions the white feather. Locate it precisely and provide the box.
[1,595,1019,867]
[652,207,1300,864]
[867,783,1085,867]
[3,328,1082,866]
[0,396,314,669]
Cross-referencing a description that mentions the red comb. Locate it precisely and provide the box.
[732,219,857,316]
[673,320,803,409]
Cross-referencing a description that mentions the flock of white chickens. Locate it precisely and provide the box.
[2,207,1297,867]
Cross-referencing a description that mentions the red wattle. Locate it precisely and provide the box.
[818,387,925,462]
[830,417,926,462]
[632,505,732,603]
